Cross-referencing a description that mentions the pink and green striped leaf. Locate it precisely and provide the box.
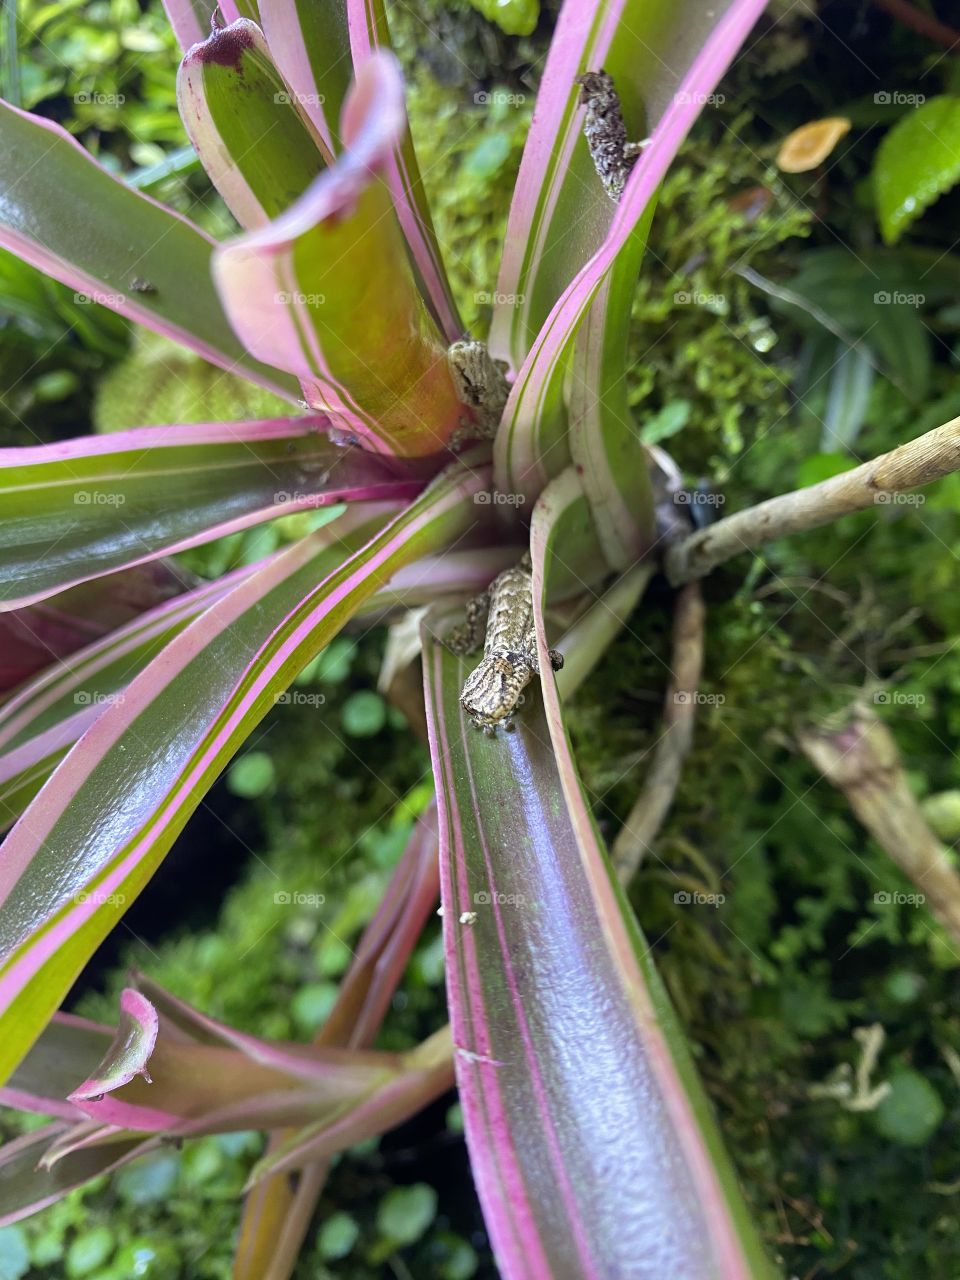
[0,417,430,611]
[161,0,219,50]
[494,0,769,501]
[236,803,440,1279]
[258,0,354,159]
[0,458,489,1085]
[245,1026,453,1185]
[0,566,258,831]
[0,101,299,400]
[213,53,467,456]
[178,19,331,232]
[0,550,511,832]
[0,1124,157,1229]
[66,985,404,1136]
[0,560,190,693]
[490,0,757,369]
[346,0,461,342]
[420,482,771,1277]
[0,1011,110,1120]
[567,204,657,569]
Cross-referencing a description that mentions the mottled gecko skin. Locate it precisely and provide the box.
[576,70,648,204]
[451,556,563,734]
[446,339,510,451]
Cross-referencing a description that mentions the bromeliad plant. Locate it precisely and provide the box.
[4,0,959,1275]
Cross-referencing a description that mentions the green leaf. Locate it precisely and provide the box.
[466,0,539,36]
[177,19,329,230]
[874,96,960,244]
[376,1184,438,1245]
[317,1212,360,1260]
[65,1226,114,1277]
[0,1226,29,1280]
[227,752,277,799]
[341,691,387,737]
[640,399,692,445]
[0,101,298,399]
[873,1070,945,1146]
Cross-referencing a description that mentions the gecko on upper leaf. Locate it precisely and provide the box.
[576,69,649,203]
[448,554,563,735]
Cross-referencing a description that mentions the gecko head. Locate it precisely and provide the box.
[459,653,532,729]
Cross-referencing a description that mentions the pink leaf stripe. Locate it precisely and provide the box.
[178,19,332,232]
[233,804,441,1279]
[0,459,489,1085]
[529,467,771,1277]
[495,0,770,498]
[0,566,256,832]
[346,0,461,342]
[488,0,626,371]
[0,1011,111,1121]
[421,558,770,1273]
[213,53,465,456]
[258,0,354,160]
[161,0,218,50]
[0,417,431,612]
[0,101,299,399]
[0,1124,157,1229]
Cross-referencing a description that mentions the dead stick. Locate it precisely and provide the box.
[798,707,960,948]
[666,417,960,586]
[613,583,705,884]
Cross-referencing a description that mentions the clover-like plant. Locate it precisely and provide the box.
[3,0,959,1275]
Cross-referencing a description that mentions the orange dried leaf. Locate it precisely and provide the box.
[777,116,851,173]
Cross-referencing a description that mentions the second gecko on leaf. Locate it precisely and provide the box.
[448,554,564,735]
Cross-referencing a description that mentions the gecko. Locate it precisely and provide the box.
[446,339,510,451]
[576,70,649,204]
[448,554,564,734]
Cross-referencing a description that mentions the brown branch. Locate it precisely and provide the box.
[872,0,960,51]
[798,706,960,948]
[613,583,706,885]
[665,416,960,586]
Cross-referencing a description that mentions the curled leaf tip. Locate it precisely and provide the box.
[776,116,851,173]
[186,16,258,70]
[67,988,159,1104]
